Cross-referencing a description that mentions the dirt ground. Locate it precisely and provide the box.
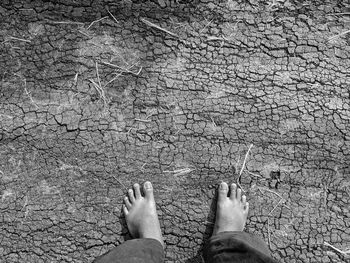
[0,0,349,262]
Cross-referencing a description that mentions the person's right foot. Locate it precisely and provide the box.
[212,182,249,236]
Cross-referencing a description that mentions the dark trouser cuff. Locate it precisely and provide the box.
[203,231,277,263]
[94,238,164,263]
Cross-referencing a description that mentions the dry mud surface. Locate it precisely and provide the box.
[0,0,349,262]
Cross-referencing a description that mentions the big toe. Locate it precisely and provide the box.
[218,182,229,201]
[143,181,154,200]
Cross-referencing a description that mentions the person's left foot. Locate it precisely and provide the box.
[123,181,164,248]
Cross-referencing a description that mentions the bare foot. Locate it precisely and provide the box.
[123,181,164,247]
[212,182,249,236]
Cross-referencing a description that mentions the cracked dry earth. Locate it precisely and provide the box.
[0,0,349,262]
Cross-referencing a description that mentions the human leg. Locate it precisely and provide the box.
[94,182,164,263]
[203,182,277,263]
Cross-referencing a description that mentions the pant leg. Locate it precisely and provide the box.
[203,231,277,263]
[93,238,164,263]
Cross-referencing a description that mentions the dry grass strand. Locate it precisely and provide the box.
[141,18,178,37]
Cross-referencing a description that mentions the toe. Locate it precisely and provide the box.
[237,187,242,200]
[218,182,229,201]
[143,181,154,200]
[242,195,247,206]
[122,204,129,215]
[244,202,249,213]
[124,197,132,209]
[229,183,237,200]
[133,183,142,199]
[128,189,135,203]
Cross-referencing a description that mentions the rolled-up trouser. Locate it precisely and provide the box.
[93,238,164,263]
[93,231,277,263]
[203,231,277,263]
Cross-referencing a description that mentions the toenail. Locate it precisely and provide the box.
[220,182,227,189]
[144,181,152,189]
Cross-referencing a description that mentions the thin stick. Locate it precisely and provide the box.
[239,144,253,177]
[163,168,195,176]
[112,175,128,190]
[199,19,213,34]
[89,79,102,97]
[23,80,39,109]
[73,73,78,86]
[95,62,102,89]
[247,171,262,178]
[78,30,91,38]
[8,37,31,43]
[103,72,123,88]
[207,36,227,41]
[327,12,350,15]
[268,198,284,215]
[258,186,284,200]
[107,9,119,23]
[324,242,350,255]
[87,16,108,30]
[328,29,350,41]
[140,18,178,37]
[135,118,152,122]
[236,144,253,192]
[101,61,142,75]
[267,218,271,248]
[47,20,84,25]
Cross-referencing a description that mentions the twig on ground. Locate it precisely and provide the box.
[239,144,253,177]
[328,29,350,41]
[88,77,108,109]
[140,18,178,37]
[135,118,152,122]
[95,62,102,89]
[73,73,78,86]
[5,36,31,43]
[247,171,262,178]
[87,16,108,30]
[140,163,147,171]
[112,175,128,190]
[258,186,283,200]
[47,20,84,25]
[78,30,92,38]
[169,17,187,29]
[24,86,39,108]
[103,72,123,88]
[101,61,142,75]
[210,117,217,127]
[199,18,213,34]
[107,9,119,24]
[268,198,284,215]
[324,242,350,255]
[21,78,39,109]
[328,12,350,16]
[237,144,253,192]
[163,168,195,176]
[21,195,30,223]
[206,36,227,42]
